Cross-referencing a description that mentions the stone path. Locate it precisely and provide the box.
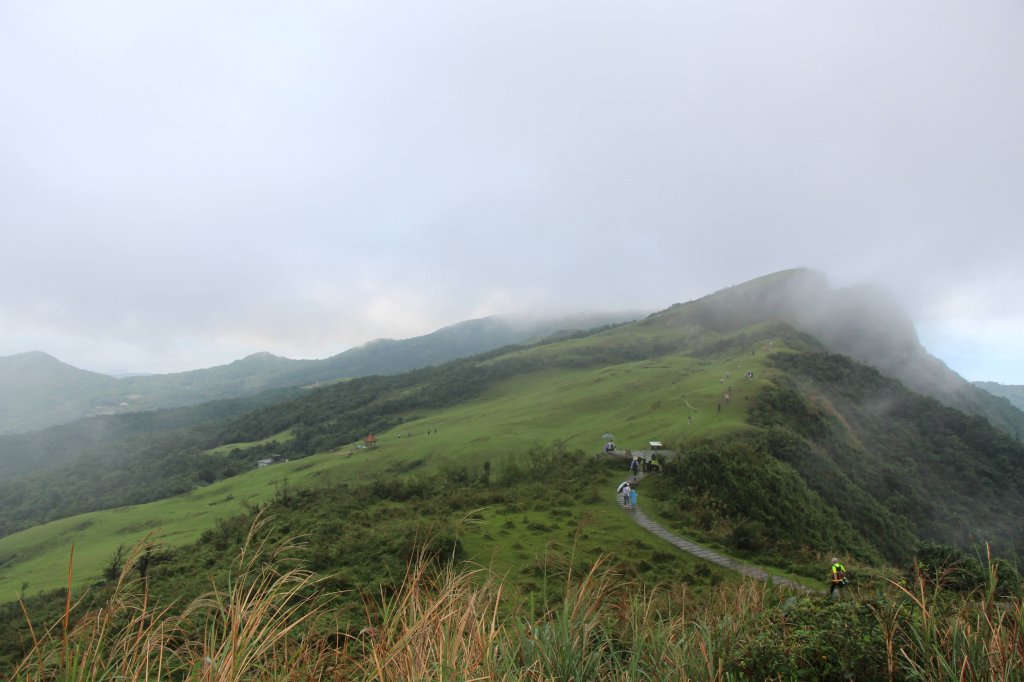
[619,476,818,594]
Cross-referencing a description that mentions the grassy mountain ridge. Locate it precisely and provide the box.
[0,313,640,435]
[3,320,1022,664]
[2,270,1023,595]
[2,319,1022,595]
[0,322,777,598]
[3,272,1024,677]
[658,269,1024,437]
[0,322,672,538]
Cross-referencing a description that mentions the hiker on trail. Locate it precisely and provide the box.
[630,485,638,510]
[630,457,640,477]
[622,483,632,510]
[649,453,660,472]
[830,558,848,596]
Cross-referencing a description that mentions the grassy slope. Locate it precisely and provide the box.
[0,327,782,597]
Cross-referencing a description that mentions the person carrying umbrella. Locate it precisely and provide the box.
[618,481,632,510]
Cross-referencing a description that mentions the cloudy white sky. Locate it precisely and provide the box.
[1,1,1022,382]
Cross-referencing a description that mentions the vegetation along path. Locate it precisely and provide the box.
[620,473,818,594]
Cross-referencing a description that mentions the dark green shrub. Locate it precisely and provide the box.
[910,542,1020,597]
[735,597,887,681]
[730,520,768,552]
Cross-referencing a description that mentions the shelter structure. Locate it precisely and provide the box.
[363,434,378,448]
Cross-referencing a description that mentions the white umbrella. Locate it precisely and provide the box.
[617,481,631,493]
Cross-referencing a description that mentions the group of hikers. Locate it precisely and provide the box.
[617,453,663,510]
[629,453,660,475]
[613,448,851,596]
[616,455,652,511]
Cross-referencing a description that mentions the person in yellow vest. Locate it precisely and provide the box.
[830,558,848,596]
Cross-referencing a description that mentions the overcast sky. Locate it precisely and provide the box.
[1,1,1022,382]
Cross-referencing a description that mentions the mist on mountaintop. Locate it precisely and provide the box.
[684,269,1024,436]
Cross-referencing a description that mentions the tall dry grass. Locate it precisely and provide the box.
[13,519,1024,681]
[9,520,777,681]
[347,553,777,681]
[884,547,1024,681]
[10,517,337,681]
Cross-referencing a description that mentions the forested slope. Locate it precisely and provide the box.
[752,351,1024,560]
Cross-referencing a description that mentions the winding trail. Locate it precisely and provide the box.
[619,472,818,594]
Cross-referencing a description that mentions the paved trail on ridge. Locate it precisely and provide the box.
[619,472,818,594]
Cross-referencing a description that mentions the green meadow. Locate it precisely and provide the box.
[206,428,295,455]
[0,334,782,599]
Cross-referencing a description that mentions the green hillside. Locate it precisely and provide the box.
[665,269,1024,437]
[2,301,1023,599]
[0,314,736,538]
[4,272,1024,675]
[4,270,1020,543]
[0,325,775,596]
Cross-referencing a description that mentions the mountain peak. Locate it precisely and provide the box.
[0,351,107,379]
[655,268,1023,436]
[238,351,288,363]
[2,350,63,366]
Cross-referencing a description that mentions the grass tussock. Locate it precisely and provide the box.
[10,521,1024,681]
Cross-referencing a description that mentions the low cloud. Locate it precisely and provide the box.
[1,1,1021,381]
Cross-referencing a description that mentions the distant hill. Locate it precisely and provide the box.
[975,381,1024,413]
[0,352,120,433]
[0,312,641,434]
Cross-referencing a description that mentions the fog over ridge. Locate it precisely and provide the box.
[1,1,1021,381]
